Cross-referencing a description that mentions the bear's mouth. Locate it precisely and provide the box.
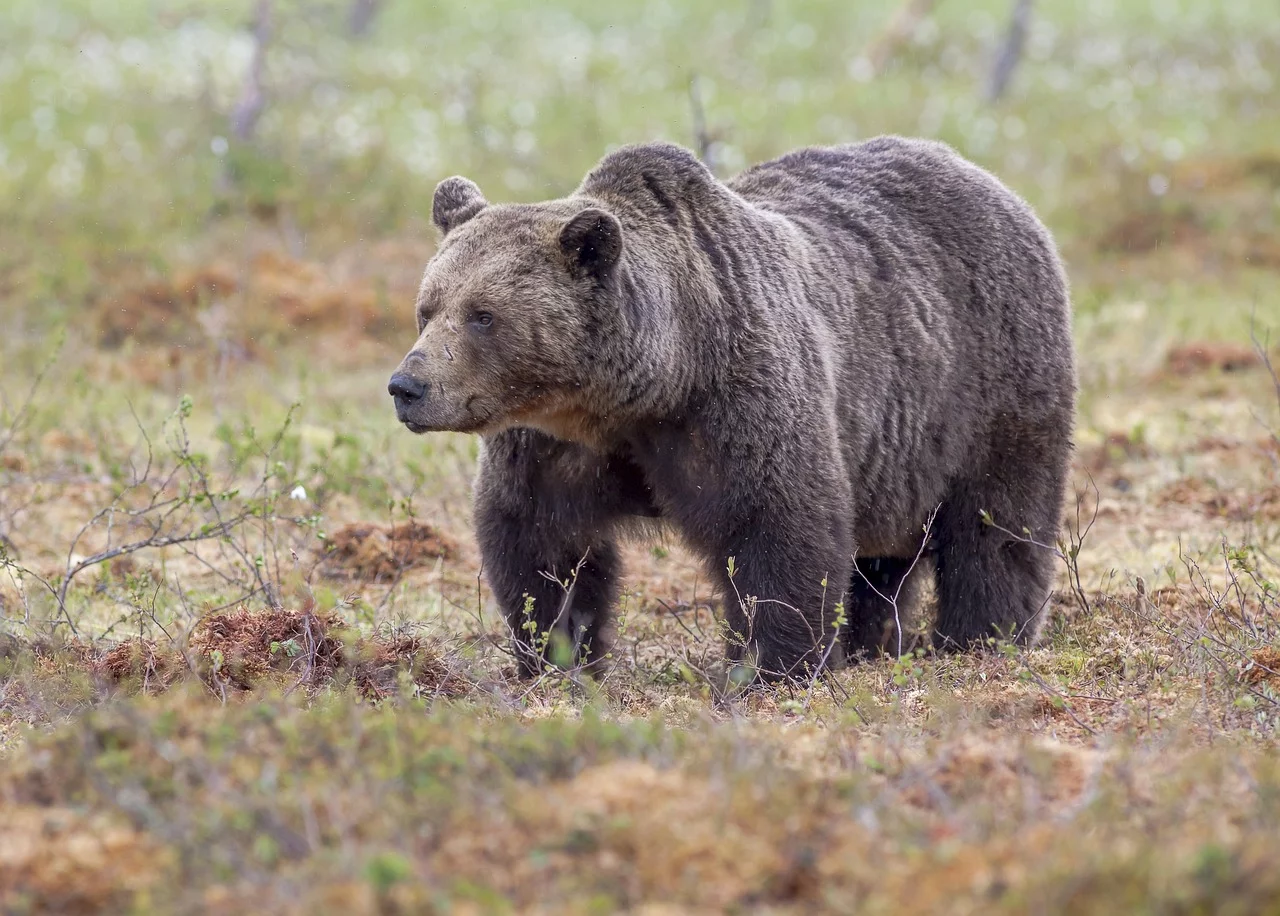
[399,408,495,436]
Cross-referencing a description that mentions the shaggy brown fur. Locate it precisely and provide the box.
[389,137,1075,680]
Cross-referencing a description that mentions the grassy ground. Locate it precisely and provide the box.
[2,0,1279,912]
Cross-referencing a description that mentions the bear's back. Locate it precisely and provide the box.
[729,136,1072,395]
[728,137,1050,268]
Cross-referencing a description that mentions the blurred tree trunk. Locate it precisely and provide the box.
[348,0,385,38]
[987,0,1034,102]
[231,0,272,142]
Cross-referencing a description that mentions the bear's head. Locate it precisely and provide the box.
[388,176,624,441]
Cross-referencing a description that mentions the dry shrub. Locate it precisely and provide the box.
[1100,203,1208,257]
[438,759,804,910]
[249,250,399,339]
[93,250,406,359]
[1097,154,1280,269]
[108,555,139,580]
[1078,430,1153,477]
[349,632,463,700]
[1144,583,1206,616]
[898,736,1099,813]
[0,806,171,914]
[190,606,347,691]
[322,521,457,582]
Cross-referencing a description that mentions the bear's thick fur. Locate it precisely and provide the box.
[389,137,1075,679]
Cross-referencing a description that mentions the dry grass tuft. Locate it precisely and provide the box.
[1156,476,1280,521]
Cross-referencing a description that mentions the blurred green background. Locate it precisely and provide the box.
[0,0,1277,473]
[2,0,1275,279]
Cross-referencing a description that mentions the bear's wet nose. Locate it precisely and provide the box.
[388,373,427,404]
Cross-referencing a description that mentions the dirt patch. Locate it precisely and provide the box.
[1163,341,1260,375]
[1156,476,1280,522]
[1096,155,1280,271]
[321,521,457,582]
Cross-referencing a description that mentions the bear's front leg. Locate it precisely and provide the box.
[473,429,623,678]
[710,512,852,682]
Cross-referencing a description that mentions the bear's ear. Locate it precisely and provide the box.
[432,177,488,235]
[558,208,623,279]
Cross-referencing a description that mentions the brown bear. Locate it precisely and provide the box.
[389,137,1075,680]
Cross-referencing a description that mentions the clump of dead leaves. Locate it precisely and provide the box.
[1163,341,1260,375]
[1243,646,1280,688]
[79,607,467,701]
[93,250,409,354]
[321,520,457,582]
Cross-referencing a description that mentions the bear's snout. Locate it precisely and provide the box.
[388,372,427,407]
[388,372,432,431]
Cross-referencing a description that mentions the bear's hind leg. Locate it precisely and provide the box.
[932,463,1063,651]
[842,557,927,660]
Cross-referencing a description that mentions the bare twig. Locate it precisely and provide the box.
[1,399,308,638]
[0,338,61,458]
[1249,314,1280,461]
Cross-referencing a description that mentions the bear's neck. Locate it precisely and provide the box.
[585,186,765,423]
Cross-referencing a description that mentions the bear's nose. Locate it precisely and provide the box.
[388,373,427,403]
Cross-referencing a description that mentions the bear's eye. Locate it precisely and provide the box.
[470,311,494,330]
